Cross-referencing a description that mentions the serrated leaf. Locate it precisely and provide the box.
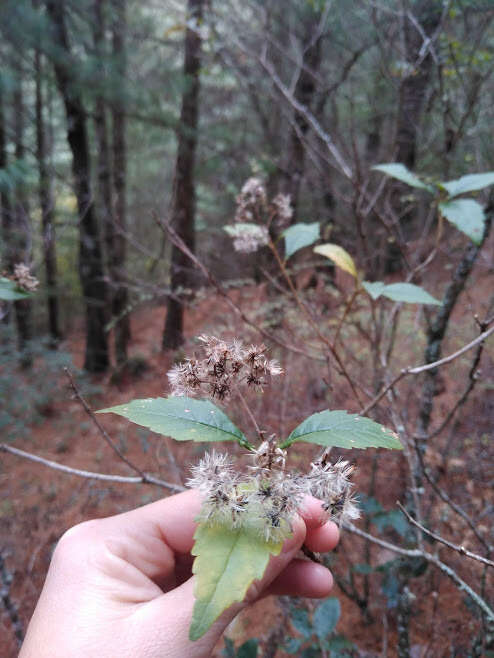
[0,277,31,301]
[97,396,247,444]
[372,163,433,191]
[314,244,357,278]
[364,281,441,306]
[313,597,341,639]
[283,222,320,260]
[441,172,494,197]
[189,523,282,641]
[282,410,402,450]
[439,199,485,244]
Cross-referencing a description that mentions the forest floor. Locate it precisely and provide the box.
[1,241,493,657]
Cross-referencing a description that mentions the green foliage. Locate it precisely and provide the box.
[0,277,31,301]
[283,599,354,656]
[438,199,485,245]
[440,172,494,197]
[97,396,249,447]
[281,410,402,450]
[190,523,282,641]
[372,163,433,191]
[282,222,320,260]
[222,638,258,658]
[362,281,441,305]
[374,162,494,244]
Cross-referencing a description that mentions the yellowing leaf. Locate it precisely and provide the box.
[314,244,357,279]
[190,523,282,641]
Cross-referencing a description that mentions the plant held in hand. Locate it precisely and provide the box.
[98,335,402,640]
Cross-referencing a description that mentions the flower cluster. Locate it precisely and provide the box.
[188,445,360,543]
[225,178,294,254]
[234,177,267,223]
[12,263,39,293]
[167,335,283,399]
[224,223,269,254]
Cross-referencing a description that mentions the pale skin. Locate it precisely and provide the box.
[20,489,339,658]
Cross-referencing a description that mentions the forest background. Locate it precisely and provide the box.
[0,0,493,656]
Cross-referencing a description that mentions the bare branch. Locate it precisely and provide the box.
[397,502,494,568]
[0,443,184,492]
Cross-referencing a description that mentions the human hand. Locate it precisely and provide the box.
[20,489,339,658]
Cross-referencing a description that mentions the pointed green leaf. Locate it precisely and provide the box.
[97,396,247,444]
[441,172,494,198]
[313,597,341,639]
[283,222,320,260]
[282,410,402,450]
[0,277,31,301]
[190,523,282,641]
[439,199,485,244]
[362,280,386,300]
[380,282,441,305]
[372,163,433,191]
[314,244,357,278]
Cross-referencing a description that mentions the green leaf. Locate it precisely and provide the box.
[290,607,313,638]
[282,222,320,260]
[362,281,441,306]
[313,244,358,278]
[361,281,386,300]
[441,172,494,197]
[372,510,409,537]
[237,640,259,658]
[189,523,282,641]
[282,410,402,450]
[284,637,305,654]
[372,163,433,191]
[313,598,341,639]
[97,396,248,445]
[439,199,485,244]
[0,277,30,301]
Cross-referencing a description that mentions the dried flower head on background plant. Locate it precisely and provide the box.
[224,178,294,253]
[12,263,39,293]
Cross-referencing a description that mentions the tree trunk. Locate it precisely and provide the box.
[279,10,323,219]
[12,57,33,365]
[162,0,203,350]
[111,0,130,365]
[0,73,13,325]
[35,46,61,346]
[45,0,109,372]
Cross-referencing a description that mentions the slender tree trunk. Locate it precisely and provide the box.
[12,57,33,364]
[111,0,130,364]
[162,0,203,350]
[46,0,109,372]
[0,76,13,326]
[280,12,323,219]
[35,47,61,346]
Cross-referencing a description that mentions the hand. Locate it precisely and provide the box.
[20,489,339,658]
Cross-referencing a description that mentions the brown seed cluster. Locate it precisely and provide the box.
[167,335,283,399]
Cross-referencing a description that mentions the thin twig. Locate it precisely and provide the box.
[344,523,494,622]
[360,324,494,415]
[64,368,147,479]
[397,502,494,568]
[0,443,184,492]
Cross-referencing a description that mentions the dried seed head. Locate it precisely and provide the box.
[272,193,293,228]
[12,263,39,292]
[225,223,269,254]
